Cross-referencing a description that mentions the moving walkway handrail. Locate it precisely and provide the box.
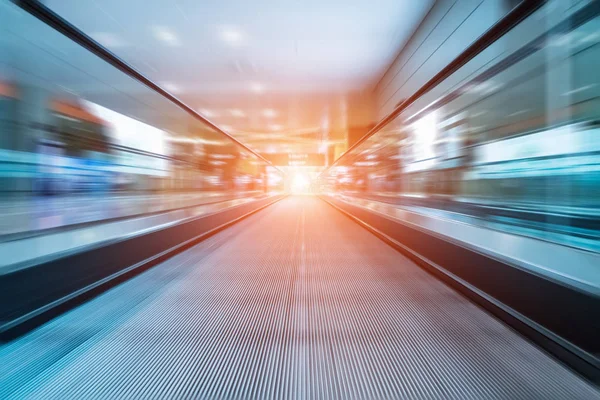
[11,0,283,174]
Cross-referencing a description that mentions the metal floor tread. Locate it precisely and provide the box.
[1,196,598,399]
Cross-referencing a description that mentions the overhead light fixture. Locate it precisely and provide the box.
[263,109,277,118]
[152,26,181,46]
[199,109,217,118]
[219,26,244,45]
[250,82,265,93]
[90,32,127,48]
[229,109,245,118]
[161,82,181,94]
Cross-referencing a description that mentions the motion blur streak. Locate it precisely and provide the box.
[320,0,600,253]
[1,197,597,398]
[0,0,599,398]
[0,1,284,239]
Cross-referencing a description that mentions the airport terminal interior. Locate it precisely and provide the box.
[0,0,599,398]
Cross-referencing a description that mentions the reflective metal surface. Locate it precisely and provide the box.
[320,1,600,258]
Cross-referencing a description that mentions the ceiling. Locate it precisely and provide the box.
[40,0,434,160]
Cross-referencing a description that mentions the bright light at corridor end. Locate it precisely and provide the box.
[291,173,310,194]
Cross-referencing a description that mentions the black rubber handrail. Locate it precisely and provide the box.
[320,0,546,176]
[11,0,283,174]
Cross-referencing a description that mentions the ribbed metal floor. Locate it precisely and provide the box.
[1,196,598,399]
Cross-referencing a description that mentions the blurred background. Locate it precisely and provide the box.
[1,0,600,397]
[0,0,598,251]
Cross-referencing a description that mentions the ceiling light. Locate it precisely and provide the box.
[269,124,282,131]
[250,82,264,93]
[263,109,277,118]
[219,26,244,45]
[230,109,245,118]
[152,26,181,46]
[199,108,217,118]
[161,82,181,94]
[90,32,127,48]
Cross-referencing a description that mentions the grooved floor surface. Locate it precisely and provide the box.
[1,196,598,399]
